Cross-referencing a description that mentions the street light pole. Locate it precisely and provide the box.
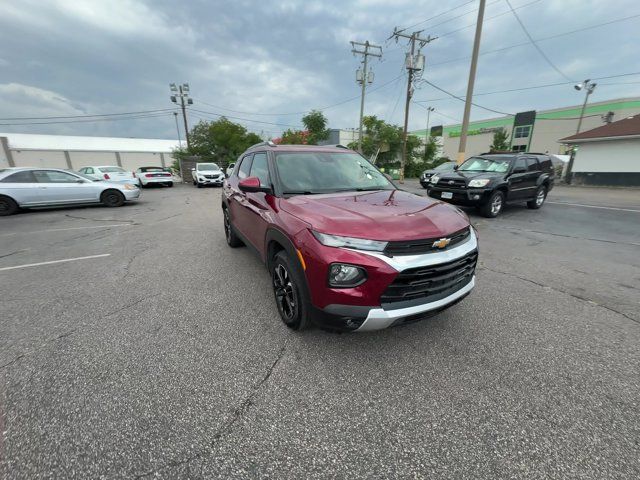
[170,83,193,150]
[173,112,182,148]
[566,79,597,184]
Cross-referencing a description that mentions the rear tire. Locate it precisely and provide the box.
[101,189,125,207]
[480,190,504,218]
[527,185,547,209]
[0,195,18,216]
[167,182,174,188]
[223,208,243,248]
[271,251,312,331]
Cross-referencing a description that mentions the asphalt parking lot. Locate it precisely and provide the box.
[1,182,639,479]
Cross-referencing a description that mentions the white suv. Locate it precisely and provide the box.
[192,163,225,188]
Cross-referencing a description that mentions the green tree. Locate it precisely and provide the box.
[277,129,309,145]
[172,118,262,169]
[302,110,329,145]
[347,115,422,176]
[423,136,438,163]
[490,127,510,151]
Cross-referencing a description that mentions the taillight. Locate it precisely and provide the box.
[145,173,153,177]
[104,173,110,180]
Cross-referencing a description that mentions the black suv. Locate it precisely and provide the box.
[426,153,555,217]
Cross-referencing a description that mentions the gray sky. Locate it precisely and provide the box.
[1,0,639,139]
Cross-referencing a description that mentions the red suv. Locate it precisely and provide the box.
[222,142,478,332]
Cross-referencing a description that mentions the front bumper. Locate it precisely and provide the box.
[308,230,478,332]
[123,188,141,200]
[197,176,224,185]
[427,185,492,206]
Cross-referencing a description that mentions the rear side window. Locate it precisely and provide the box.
[237,155,252,179]
[526,158,540,172]
[249,153,270,187]
[539,158,552,171]
[85,167,94,174]
[513,158,527,171]
[1,171,37,183]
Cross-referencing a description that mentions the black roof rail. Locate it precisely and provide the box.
[322,144,350,149]
[249,140,276,149]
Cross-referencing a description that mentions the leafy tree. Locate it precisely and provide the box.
[172,118,262,168]
[275,129,309,145]
[490,127,510,151]
[347,115,422,176]
[423,136,438,163]
[302,110,329,145]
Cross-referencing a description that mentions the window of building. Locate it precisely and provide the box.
[249,153,270,187]
[237,155,253,179]
[514,125,531,138]
[512,145,527,152]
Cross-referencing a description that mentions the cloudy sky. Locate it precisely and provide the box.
[1,0,639,140]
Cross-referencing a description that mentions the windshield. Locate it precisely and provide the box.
[459,156,512,173]
[100,166,126,173]
[275,152,393,194]
[434,162,455,172]
[197,163,219,171]
[140,167,164,172]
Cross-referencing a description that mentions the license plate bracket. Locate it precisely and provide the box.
[441,191,453,199]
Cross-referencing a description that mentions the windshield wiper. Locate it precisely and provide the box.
[282,190,317,195]
[355,187,385,191]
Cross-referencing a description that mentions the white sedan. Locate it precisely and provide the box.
[135,166,174,188]
[77,165,137,184]
[0,167,140,216]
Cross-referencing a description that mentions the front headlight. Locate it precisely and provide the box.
[430,175,440,184]
[328,263,367,288]
[468,178,491,188]
[312,231,387,252]
[123,183,137,190]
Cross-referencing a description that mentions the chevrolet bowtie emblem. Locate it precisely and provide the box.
[432,238,451,249]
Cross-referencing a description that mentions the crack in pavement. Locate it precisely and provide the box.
[479,265,640,325]
[492,225,640,248]
[64,214,137,224]
[0,355,25,371]
[132,345,287,479]
[0,250,27,260]
[104,294,162,318]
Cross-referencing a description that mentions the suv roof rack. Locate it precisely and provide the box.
[249,140,277,149]
[322,144,350,149]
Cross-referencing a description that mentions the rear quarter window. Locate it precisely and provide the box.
[0,171,37,183]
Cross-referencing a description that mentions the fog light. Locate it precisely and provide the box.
[328,263,367,288]
[472,194,481,200]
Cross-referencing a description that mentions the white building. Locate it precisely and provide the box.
[0,133,179,171]
[559,114,640,186]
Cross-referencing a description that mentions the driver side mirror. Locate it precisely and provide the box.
[453,164,459,170]
[238,176,272,194]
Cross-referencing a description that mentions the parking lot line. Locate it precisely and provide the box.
[547,201,640,213]
[0,254,111,272]
[0,224,131,237]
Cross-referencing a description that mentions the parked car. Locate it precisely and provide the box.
[0,167,140,216]
[420,161,457,188]
[134,166,173,188]
[427,153,555,218]
[225,163,235,177]
[222,142,478,332]
[192,163,225,187]
[77,166,137,184]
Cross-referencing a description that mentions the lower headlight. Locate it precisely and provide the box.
[430,175,440,184]
[328,263,367,288]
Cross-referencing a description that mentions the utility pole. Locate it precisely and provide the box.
[457,0,486,165]
[390,28,436,182]
[566,79,597,184]
[173,112,182,148]
[351,40,382,153]
[425,106,434,161]
[170,83,193,149]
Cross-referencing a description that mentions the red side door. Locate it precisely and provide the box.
[239,152,274,259]
[227,153,253,239]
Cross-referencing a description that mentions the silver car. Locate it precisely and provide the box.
[0,167,140,216]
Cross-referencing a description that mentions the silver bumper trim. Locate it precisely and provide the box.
[355,276,475,332]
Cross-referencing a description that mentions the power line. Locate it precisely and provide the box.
[422,79,514,116]
[0,112,174,126]
[397,0,477,33]
[503,0,573,81]
[0,108,176,121]
[186,107,303,129]
[431,12,640,68]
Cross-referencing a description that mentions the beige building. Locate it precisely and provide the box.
[412,97,640,159]
[0,133,179,171]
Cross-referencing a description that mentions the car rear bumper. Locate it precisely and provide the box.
[142,177,172,183]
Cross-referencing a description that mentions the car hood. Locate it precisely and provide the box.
[436,171,504,182]
[280,189,469,241]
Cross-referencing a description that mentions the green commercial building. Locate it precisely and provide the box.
[413,97,640,159]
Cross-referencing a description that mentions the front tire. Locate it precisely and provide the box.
[271,251,312,331]
[527,185,547,209]
[0,195,18,216]
[480,190,504,218]
[101,189,125,208]
[223,208,243,248]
